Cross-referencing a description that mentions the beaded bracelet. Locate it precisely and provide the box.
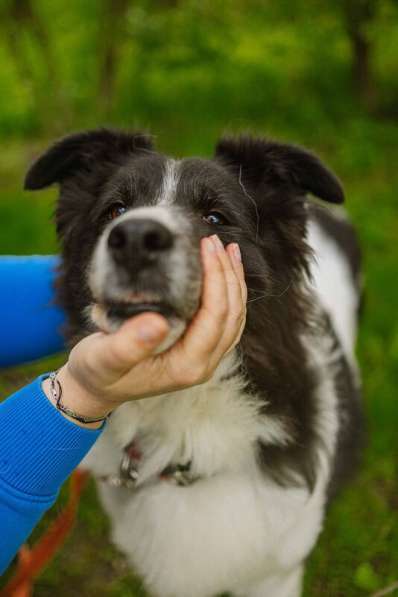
[48,371,108,425]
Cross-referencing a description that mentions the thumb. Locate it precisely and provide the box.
[90,313,170,375]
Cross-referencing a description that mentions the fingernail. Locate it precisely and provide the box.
[232,243,241,262]
[211,234,224,251]
[204,237,216,253]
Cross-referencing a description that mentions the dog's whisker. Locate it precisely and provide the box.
[246,281,293,302]
[239,165,260,244]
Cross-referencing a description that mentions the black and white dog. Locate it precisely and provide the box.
[25,130,363,597]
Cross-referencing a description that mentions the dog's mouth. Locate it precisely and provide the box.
[89,293,187,348]
[105,300,176,320]
[90,291,180,332]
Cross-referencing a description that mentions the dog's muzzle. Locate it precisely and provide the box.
[105,217,177,319]
[88,206,202,336]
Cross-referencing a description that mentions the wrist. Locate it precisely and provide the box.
[42,365,113,429]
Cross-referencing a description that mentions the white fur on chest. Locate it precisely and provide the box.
[82,343,338,597]
[84,352,289,483]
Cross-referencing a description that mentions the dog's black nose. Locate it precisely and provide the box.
[108,218,173,265]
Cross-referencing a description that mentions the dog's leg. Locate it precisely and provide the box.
[243,564,303,597]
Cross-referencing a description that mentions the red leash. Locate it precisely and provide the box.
[1,469,89,597]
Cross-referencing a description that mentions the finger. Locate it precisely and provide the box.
[83,313,169,379]
[225,243,247,347]
[226,243,247,305]
[226,243,247,335]
[172,235,229,363]
[207,239,246,360]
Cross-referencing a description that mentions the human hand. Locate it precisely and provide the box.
[43,235,247,428]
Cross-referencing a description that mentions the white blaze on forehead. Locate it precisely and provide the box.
[157,159,180,205]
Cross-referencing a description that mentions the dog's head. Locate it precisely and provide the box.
[25,129,343,345]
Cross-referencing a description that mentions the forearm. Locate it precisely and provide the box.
[0,256,65,368]
[0,377,103,573]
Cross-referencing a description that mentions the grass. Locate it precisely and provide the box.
[1,118,397,596]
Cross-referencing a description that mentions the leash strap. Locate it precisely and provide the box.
[1,469,89,597]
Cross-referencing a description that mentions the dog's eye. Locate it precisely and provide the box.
[203,211,228,226]
[107,202,127,221]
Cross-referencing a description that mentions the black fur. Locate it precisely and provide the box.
[25,129,362,494]
[24,129,153,191]
[215,135,344,204]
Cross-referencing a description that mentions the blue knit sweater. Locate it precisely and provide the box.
[0,256,103,574]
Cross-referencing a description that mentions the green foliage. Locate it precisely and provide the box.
[355,562,380,592]
[0,0,397,137]
[0,1,397,595]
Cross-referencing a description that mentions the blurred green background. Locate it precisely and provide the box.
[0,1,397,595]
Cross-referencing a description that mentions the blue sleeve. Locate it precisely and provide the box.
[0,256,65,368]
[0,376,104,573]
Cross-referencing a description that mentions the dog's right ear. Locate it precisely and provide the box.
[215,135,344,204]
[24,128,153,190]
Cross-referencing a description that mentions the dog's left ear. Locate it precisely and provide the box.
[215,135,344,204]
[24,128,153,190]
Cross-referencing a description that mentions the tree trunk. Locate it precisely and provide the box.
[98,0,130,117]
[342,0,378,113]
